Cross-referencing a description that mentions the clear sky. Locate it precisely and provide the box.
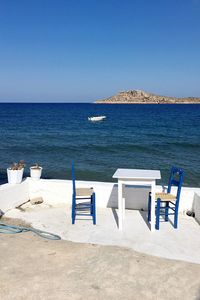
[0,0,200,102]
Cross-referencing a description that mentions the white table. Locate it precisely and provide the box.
[113,168,161,232]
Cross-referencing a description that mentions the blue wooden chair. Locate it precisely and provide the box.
[71,162,96,225]
[148,166,184,230]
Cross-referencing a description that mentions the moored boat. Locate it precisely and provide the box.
[88,116,106,122]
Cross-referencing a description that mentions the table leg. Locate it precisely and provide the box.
[150,180,155,232]
[122,197,125,219]
[118,180,123,230]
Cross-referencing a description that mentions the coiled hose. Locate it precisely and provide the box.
[0,222,61,240]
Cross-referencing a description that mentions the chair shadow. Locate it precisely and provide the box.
[158,209,175,227]
[75,201,93,221]
[163,216,174,227]
[139,209,175,230]
[111,208,175,231]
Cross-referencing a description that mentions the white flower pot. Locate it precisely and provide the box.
[7,168,24,184]
[30,167,42,180]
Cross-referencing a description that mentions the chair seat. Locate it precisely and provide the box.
[76,187,93,197]
[156,192,176,202]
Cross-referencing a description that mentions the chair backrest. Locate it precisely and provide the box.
[72,161,76,196]
[167,166,184,203]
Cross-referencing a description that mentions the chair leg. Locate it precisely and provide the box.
[72,195,76,224]
[90,196,93,215]
[92,193,96,225]
[155,199,161,230]
[72,209,75,224]
[147,193,151,222]
[174,205,179,229]
[165,202,169,221]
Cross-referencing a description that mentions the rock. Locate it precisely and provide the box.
[30,197,44,205]
[95,90,200,104]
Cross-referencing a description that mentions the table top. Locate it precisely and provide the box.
[113,168,161,180]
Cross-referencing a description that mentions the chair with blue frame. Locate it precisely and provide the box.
[148,166,184,230]
[71,162,96,225]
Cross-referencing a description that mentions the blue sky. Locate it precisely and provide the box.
[0,0,200,102]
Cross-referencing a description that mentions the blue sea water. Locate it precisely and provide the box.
[0,103,199,187]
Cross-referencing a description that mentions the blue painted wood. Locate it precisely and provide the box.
[165,202,169,221]
[93,192,96,225]
[148,166,184,230]
[71,162,96,225]
[72,161,76,197]
[174,204,179,229]
[147,192,151,222]
[156,199,161,230]
[72,194,76,224]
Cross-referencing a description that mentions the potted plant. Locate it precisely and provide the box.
[7,160,25,184]
[30,163,42,180]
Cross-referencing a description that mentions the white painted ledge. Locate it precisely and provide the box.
[0,177,200,215]
[193,192,200,224]
[0,179,29,212]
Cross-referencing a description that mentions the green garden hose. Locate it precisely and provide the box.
[0,222,61,240]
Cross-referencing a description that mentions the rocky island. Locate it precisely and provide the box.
[95,90,200,104]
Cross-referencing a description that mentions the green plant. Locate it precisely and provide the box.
[10,160,26,170]
[31,163,41,170]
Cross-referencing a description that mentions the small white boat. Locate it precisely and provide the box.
[88,116,106,122]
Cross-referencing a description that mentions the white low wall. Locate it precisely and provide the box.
[193,192,200,224]
[28,179,154,209]
[0,178,200,215]
[28,179,200,212]
[0,179,29,213]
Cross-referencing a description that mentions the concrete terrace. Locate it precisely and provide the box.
[5,202,200,265]
[1,231,200,300]
[1,178,200,263]
[1,178,200,299]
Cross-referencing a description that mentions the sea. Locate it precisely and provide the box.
[0,103,199,187]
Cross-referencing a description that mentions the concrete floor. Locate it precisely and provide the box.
[1,232,200,300]
[4,203,200,264]
[0,233,200,300]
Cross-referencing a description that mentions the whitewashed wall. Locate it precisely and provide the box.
[0,179,29,213]
[193,192,200,224]
[0,178,200,214]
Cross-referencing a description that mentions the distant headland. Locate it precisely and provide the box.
[95,90,200,104]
